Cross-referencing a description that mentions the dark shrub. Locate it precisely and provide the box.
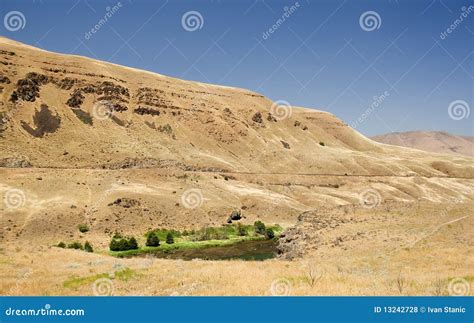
[84,241,93,252]
[319,142,325,146]
[78,223,89,233]
[67,242,83,250]
[254,221,266,235]
[146,233,160,247]
[237,223,248,236]
[57,242,66,248]
[265,228,275,239]
[166,232,174,244]
[128,237,138,250]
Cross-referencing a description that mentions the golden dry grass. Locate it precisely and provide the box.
[1,202,472,296]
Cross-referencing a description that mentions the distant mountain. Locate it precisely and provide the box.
[372,131,474,157]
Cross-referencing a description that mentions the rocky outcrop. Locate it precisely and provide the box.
[0,157,32,168]
[226,210,242,223]
[108,197,141,208]
[277,226,306,260]
[11,72,49,102]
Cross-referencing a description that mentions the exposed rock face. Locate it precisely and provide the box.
[11,72,49,102]
[108,197,141,208]
[252,112,263,123]
[267,113,277,122]
[277,227,306,260]
[226,210,242,223]
[0,75,10,84]
[134,106,160,116]
[0,157,32,168]
[66,90,85,108]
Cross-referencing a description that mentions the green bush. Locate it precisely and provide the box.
[128,237,138,250]
[78,223,89,233]
[67,242,83,250]
[319,142,325,146]
[109,236,139,251]
[146,233,160,247]
[166,232,174,244]
[147,228,182,241]
[192,227,229,241]
[84,241,93,252]
[237,223,248,236]
[265,228,275,239]
[57,242,66,248]
[254,221,266,235]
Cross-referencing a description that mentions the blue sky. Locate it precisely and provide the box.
[1,0,473,136]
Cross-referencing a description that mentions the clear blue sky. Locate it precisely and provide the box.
[1,0,473,136]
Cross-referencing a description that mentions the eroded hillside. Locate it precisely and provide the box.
[0,37,472,178]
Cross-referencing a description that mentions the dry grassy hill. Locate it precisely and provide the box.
[1,37,472,177]
[372,131,474,157]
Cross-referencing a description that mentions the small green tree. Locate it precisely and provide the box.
[265,228,275,239]
[128,237,138,250]
[57,242,66,248]
[254,221,266,235]
[237,223,248,236]
[146,233,160,247]
[166,232,174,244]
[84,241,93,252]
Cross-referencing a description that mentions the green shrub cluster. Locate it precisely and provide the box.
[68,241,83,249]
[110,234,139,251]
[192,227,229,241]
[57,241,94,252]
[146,228,182,241]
